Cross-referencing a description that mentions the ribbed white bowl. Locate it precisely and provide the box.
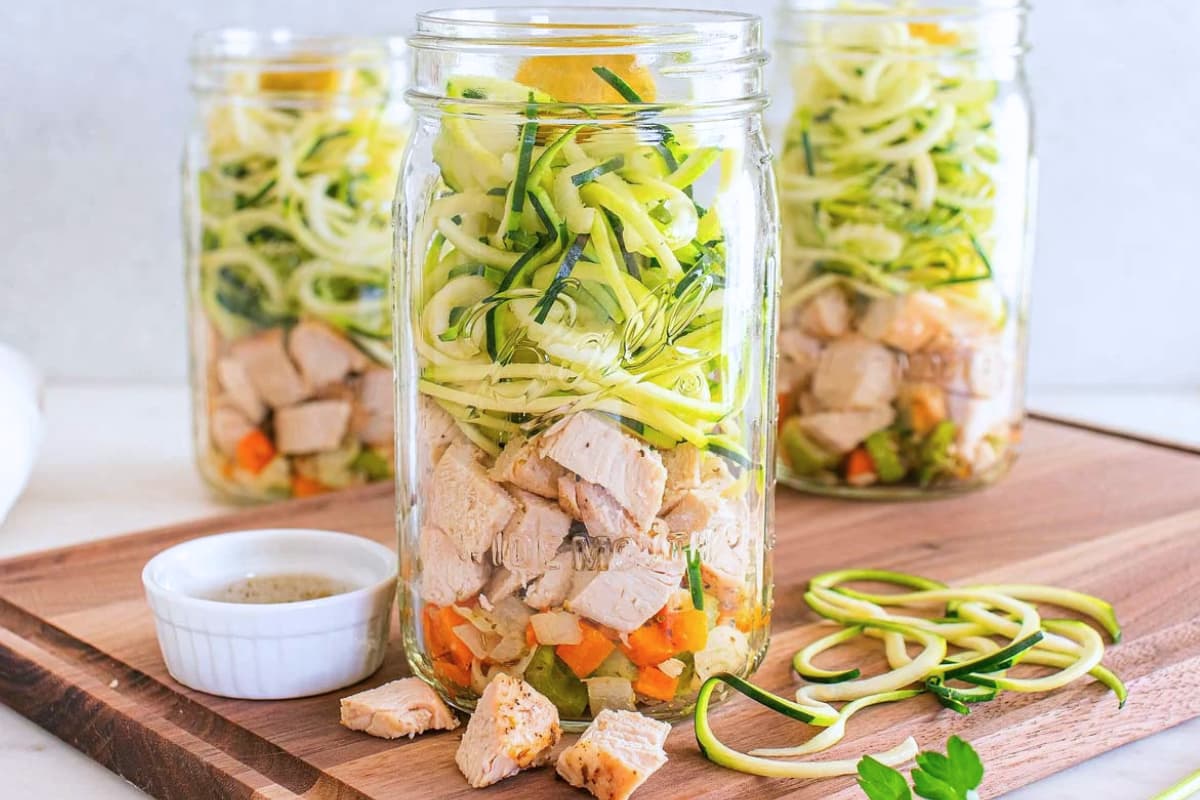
[142,528,396,700]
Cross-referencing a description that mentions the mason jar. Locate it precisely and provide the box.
[184,31,409,502]
[772,1,1035,497]
[396,7,777,724]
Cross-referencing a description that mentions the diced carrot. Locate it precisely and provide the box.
[234,430,275,474]
[664,610,709,653]
[433,606,474,668]
[908,21,959,45]
[623,621,676,667]
[556,622,616,679]
[777,391,793,434]
[845,447,876,484]
[432,655,472,688]
[423,605,446,657]
[735,603,769,634]
[634,666,678,702]
[528,618,542,652]
[291,475,328,498]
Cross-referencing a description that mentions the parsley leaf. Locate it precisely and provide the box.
[857,756,912,800]
[858,737,985,800]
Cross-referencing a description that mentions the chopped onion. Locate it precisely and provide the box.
[530,610,583,645]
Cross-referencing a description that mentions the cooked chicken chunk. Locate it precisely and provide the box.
[340,677,459,739]
[288,320,368,389]
[418,396,464,486]
[697,497,753,616]
[419,524,491,606]
[490,434,567,499]
[215,357,266,423]
[947,391,1014,457]
[353,367,393,446]
[455,673,562,788]
[427,440,516,562]
[577,480,642,542]
[230,328,309,408]
[798,287,851,340]
[524,551,576,610]
[275,400,352,454]
[776,328,823,394]
[811,335,899,410]
[909,334,1007,397]
[566,549,684,633]
[857,291,948,353]
[661,443,703,493]
[499,489,572,581]
[797,407,896,455]
[540,414,667,533]
[661,488,721,535]
[483,567,526,605]
[558,474,583,518]
[556,709,670,800]
[210,403,255,458]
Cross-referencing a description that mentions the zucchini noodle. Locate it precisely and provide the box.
[693,568,1126,776]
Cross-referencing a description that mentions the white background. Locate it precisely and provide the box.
[0,0,1197,390]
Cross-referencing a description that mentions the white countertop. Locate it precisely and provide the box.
[1,384,1198,799]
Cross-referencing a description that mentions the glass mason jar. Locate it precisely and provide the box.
[396,8,777,724]
[772,1,1035,497]
[184,31,409,502]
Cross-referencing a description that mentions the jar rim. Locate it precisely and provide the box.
[778,0,1028,19]
[413,6,761,47]
[191,28,407,67]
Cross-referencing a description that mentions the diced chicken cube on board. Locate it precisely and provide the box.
[230,328,309,408]
[556,709,670,800]
[427,440,516,562]
[275,400,352,454]
[352,367,393,446]
[287,320,368,388]
[776,328,823,394]
[798,407,896,455]
[798,287,851,340]
[215,357,266,423]
[857,291,948,353]
[524,551,576,610]
[566,549,684,633]
[340,677,459,739]
[539,414,667,532]
[490,434,567,499]
[210,403,256,458]
[455,673,562,788]
[419,524,491,607]
[499,489,572,581]
[811,336,899,410]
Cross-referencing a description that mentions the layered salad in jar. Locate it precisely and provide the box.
[403,56,772,721]
[188,55,407,500]
[776,14,1026,493]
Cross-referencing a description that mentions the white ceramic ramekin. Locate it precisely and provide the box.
[142,528,396,700]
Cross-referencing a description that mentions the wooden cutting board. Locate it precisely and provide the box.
[1,418,1198,800]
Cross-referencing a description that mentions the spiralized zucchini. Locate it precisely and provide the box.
[416,71,746,455]
[196,65,406,351]
[693,569,1126,778]
[779,16,1001,307]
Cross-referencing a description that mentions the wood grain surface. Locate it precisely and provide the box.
[1,419,1198,799]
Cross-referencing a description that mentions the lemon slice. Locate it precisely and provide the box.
[515,54,656,104]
